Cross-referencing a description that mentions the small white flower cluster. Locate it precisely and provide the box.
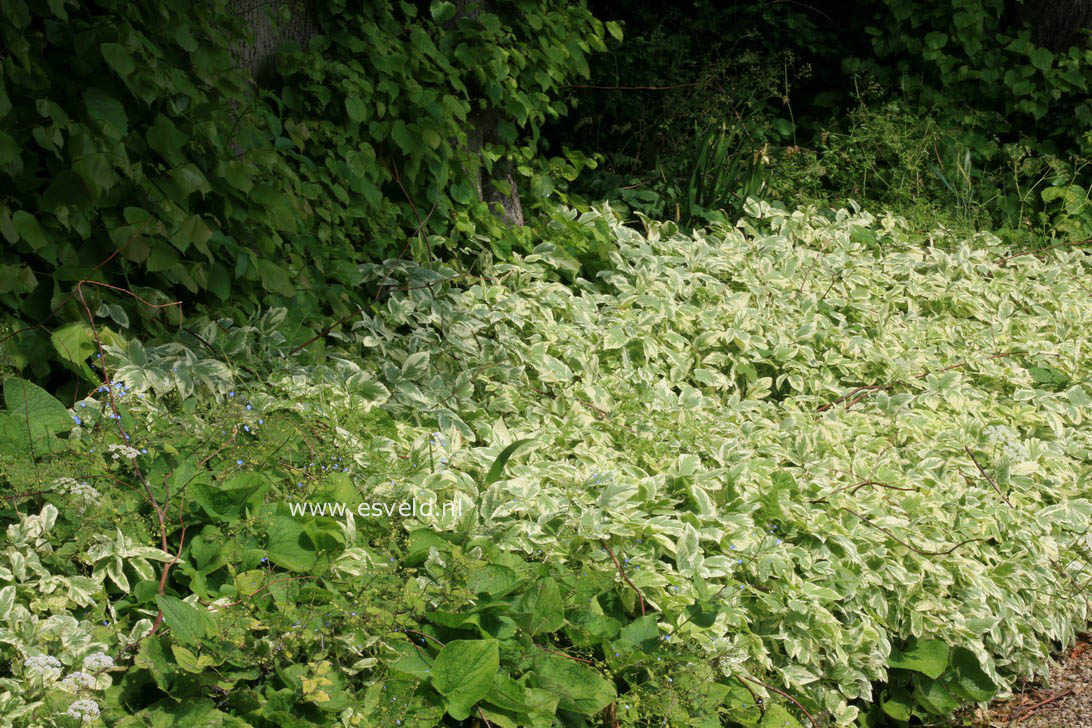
[52,477,101,504]
[51,477,79,491]
[984,424,1029,460]
[23,654,62,678]
[82,652,114,672]
[59,671,97,692]
[64,698,100,722]
[107,444,141,461]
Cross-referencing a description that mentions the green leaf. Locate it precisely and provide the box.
[147,117,188,166]
[41,170,93,212]
[11,211,52,258]
[345,97,368,123]
[207,263,231,301]
[267,515,316,572]
[391,120,417,154]
[924,31,947,50]
[83,87,128,138]
[484,438,534,485]
[146,242,180,273]
[1029,47,1053,71]
[618,613,659,650]
[50,323,97,382]
[191,472,269,522]
[949,647,997,702]
[467,564,521,597]
[605,20,623,42]
[881,685,913,721]
[257,259,295,297]
[888,638,949,679]
[0,264,36,295]
[530,653,616,715]
[174,24,198,52]
[431,639,500,720]
[1027,365,1069,389]
[759,703,804,727]
[514,577,564,635]
[101,42,136,78]
[0,130,18,165]
[912,673,959,714]
[2,377,71,435]
[686,600,719,628]
[155,594,217,645]
[172,214,213,255]
[430,0,456,23]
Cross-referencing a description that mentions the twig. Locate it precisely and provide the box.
[838,506,988,556]
[735,674,819,728]
[816,385,885,412]
[810,480,915,504]
[288,307,365,356]
[601,540,646,616]
[964,446,1013,507]
[733,674,765,716]
[535,644,596,665]
[1008,687,1074,724]
[995,238,1092,265]
[532,386,638,435]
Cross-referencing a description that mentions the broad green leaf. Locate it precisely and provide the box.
[949,647,997,702]
[0,130,18,165]
[880,685,913,721]
[484,438,534,485]
[11,211,51,257]
[430,1,456,24]
[267,515,316,572]
[3,377,71,436]
[530,653,616,715]
[83,87,128,137]
[912,673,959,714]
[888,638,949,679]
[101,42,136,78]
[514,577,564,635]
[759,703,804,727]
[467,564,521,597]
[431,639,499,720]
[345,96,368,122]
[1029,47,1053,71]
[155,594,216,645]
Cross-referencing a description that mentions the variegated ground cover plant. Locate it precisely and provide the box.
[3,201,1092,726]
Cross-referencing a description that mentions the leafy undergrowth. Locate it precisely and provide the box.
[1,202,1091,727]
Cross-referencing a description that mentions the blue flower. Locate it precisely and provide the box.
[258,419,264,425]
[229,391,235,397]
[236,459,243,465]
[73,415,82,425]
[244,425,250,432]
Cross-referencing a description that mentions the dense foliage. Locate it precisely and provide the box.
[546,0,1091,241]
[3,204,1091,725]
[0,0,612,383]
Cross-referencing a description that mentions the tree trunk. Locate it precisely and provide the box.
[228,0,316,87]
[1029,0,1092,52]
[453,0,525,227]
